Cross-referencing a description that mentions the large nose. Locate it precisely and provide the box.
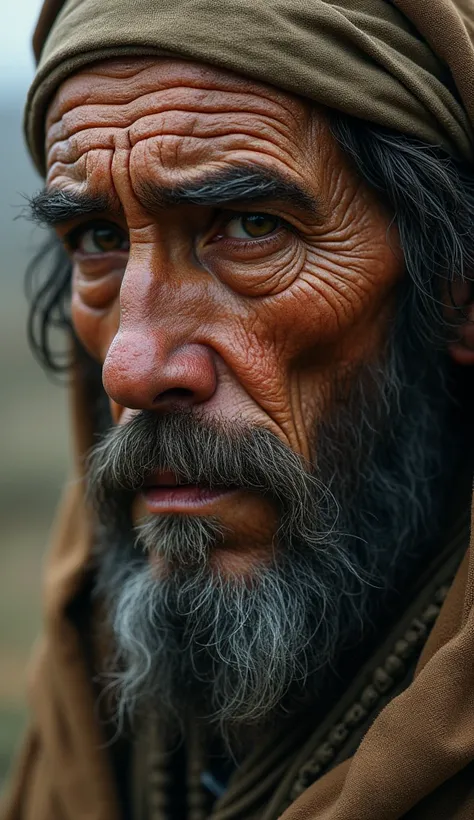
[102,329,218,412]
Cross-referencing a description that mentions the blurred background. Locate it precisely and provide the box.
[0,2,70,789]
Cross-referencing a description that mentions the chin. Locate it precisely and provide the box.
[151,540,274,579]
[132,485,280,579]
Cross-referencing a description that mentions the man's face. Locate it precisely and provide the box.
[45,57,402,575]
[42,57,459,726]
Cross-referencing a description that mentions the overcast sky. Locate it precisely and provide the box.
[1,2,43,103]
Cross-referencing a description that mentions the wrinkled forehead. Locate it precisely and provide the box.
[45,56,310,143]
[43,56,323,197]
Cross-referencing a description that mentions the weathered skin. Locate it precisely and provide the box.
[45,58,404,569]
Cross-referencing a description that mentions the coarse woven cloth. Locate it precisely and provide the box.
[26,0,474,175]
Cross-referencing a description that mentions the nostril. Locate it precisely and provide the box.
[153,387,194,407]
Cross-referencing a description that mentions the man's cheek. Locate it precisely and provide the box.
[283,247,400,348]
[71,288,120,363]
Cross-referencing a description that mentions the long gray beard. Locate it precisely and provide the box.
[92,312,459,735]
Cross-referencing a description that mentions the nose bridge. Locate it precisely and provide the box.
[103,252,218,411]
[116,250,202,355]
[118,243,166,323]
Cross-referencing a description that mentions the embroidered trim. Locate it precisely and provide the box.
[288,583,450,803]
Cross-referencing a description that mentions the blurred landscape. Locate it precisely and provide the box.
[0,32,70,787]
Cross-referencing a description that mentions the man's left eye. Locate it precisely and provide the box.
[223,214,281,239]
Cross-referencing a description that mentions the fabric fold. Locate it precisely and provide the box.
[26,0,474,173]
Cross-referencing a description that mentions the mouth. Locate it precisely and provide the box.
[140,470,238,514]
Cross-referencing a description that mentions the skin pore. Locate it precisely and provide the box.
[43,57,404,575]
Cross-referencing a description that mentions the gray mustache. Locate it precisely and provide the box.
[86,410,326,520]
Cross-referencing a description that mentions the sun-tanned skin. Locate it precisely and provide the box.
[43,58,404,572]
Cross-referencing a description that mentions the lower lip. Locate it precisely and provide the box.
[141,485,236,513]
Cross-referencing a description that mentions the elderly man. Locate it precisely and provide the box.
[3,0,474,817]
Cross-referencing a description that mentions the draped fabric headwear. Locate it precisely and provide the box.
[26,0,474,175]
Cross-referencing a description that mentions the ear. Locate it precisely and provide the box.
[446,277,474,366]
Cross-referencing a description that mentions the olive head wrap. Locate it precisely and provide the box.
[26,0,474,174]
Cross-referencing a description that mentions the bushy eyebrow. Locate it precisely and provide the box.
[26,165,319,228]
[26,188,112,227]
[136,167,319,214]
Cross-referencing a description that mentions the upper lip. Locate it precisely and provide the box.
[142,471,238,491]
[143,470,186,488]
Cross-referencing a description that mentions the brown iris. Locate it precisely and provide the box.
[71,223,129,255]
[94,227,122,251]
[225,213,280,239]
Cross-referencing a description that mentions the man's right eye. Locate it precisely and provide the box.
[67,223,130,255]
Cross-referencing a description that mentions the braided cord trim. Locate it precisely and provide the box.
[288,584,450,804]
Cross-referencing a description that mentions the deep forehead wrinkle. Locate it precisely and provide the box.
[46,58,304,131]
[44,60,309,161]
[28,165,320,227]
[45,97,303,169]
[48,88,295,135]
